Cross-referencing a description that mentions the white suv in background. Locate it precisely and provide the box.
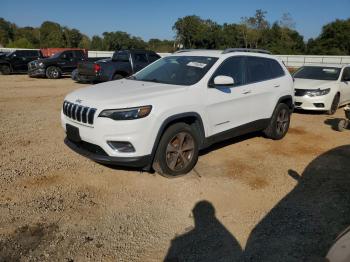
[61,49,294,177]
[293,64,350,114]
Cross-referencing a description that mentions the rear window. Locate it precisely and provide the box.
[134,53,148,63]
[293,66,341,81]
[148,53,160,63]
[245,57,285,84]
[112,51,129,62]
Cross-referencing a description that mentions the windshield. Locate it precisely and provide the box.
[50,51,64,59]
[293,66,341,81]
[132,56,218,86]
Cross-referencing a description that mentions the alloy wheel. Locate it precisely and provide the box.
[276,109,289,135]
[165,132,195,171]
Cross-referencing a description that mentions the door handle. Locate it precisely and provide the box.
[242,90,251,95]
[274,84,280,88]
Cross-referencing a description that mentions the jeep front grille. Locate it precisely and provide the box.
[63,101,96,125]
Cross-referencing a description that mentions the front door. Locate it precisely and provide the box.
[205,56,253,136]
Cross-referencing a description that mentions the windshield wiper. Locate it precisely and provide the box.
[141,78,161,83]
[127,75,137,80]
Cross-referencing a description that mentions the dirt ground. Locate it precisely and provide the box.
[0,75,349,262]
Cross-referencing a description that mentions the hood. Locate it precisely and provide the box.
[35,57,56,63]
[65,79,186,108]
[294,78,337,90]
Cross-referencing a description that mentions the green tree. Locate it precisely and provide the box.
[39,21,65,48]
[307,19,350,55]
[0,18,15,46]
[90,35,103,50]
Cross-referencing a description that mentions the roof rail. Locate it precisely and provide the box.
[174,49,220,54]
[222,48,271,55]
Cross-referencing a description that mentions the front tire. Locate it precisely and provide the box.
[46,66,62,79]
[264,103,291,140]
[152,123,199,178]
[327,93,340,115]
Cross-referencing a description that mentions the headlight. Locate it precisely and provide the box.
[306,88,330,97]
[38,62,44,68]
[98,106,152,120]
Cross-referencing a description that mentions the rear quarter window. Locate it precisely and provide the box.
[245,56,284,84]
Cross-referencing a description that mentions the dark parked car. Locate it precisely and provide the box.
[76,50,160,83]
[0,50,42,75]
[28,50,88,79]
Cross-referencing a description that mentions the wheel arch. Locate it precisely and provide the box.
[0,62,12,72]
[111,70,128,80]
[150,112,206,164]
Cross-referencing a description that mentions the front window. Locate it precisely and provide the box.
[293,66,341,81]
[132,56,218,86]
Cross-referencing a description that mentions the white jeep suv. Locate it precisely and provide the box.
[61,49,294,177]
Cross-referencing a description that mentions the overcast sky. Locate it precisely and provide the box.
[1,0,349,41]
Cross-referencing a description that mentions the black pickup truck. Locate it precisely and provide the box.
[28,49,91,79]
[75,50,161,82]
[0,50,42,74]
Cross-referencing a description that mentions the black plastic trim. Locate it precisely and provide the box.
[203,119,270,147]
[65,138,152,168]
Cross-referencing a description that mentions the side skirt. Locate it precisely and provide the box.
[202,118,270,149]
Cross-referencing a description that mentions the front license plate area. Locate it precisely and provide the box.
[66,124,81,142]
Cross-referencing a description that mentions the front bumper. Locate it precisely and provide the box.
[65,138,152,168]
[294,94,332,111]
[28,68,46,77]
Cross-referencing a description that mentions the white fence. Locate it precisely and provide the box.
[1,47,349,67]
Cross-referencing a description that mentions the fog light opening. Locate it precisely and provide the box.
[107,141,135,153]
[313,103,325,108]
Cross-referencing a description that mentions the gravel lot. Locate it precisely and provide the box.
[0,75,349,262]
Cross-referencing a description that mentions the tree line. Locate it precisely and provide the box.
[0,10,349,54]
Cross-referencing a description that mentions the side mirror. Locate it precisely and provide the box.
[213,75,235,87]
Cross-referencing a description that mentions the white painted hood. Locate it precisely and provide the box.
[65,79,186,108]
[294,78,337,90]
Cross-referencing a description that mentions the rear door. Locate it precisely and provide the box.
[339,67,350,104]
[132,52,149,73]
[244,56,285,121]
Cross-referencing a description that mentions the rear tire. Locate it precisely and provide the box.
[152,123,199,178]
[112,73,123,80]
[264,103,291,140]
[327,93,340,115]
[0,64,11,75]
[46,66,61,79]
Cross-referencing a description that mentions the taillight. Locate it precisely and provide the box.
[94,63,101,73]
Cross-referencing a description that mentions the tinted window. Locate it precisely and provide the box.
[74,51,84,59]
[269,59,285,78]
[113,51,129,62]
[342,67,350,81]
[148,53,160,63]
[293,66,341,81]
[64,52,74,60]
[134,53,148,63]
[245,56,273,83]
[26,50,39,57]
[210,56,244,87]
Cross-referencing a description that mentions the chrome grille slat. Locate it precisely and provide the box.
[62,100,96,125]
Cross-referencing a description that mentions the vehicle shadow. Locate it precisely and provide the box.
[244,144,350,261]
[164,200,243,262]
[324,118,343,130]
[164,145,350,261]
